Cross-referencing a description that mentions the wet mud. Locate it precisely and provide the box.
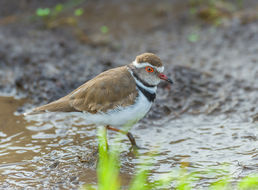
[0,0,258,189]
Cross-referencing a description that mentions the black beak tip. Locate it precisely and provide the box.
[167,78,173,84]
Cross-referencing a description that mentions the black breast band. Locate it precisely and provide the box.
[136,84,156,102]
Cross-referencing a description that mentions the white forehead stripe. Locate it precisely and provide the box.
[156,66,164,73]
[133,61,164,73]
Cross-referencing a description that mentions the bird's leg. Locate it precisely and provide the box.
[106,125,140,149]
[103,125,109,150]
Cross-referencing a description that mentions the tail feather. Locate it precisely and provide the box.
[24,97,78,115]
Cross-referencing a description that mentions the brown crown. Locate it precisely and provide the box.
[135,53,163,67]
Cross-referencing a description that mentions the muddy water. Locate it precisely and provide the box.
[0,96,133,189]
[0,97,98,188]
[0,96,257,189]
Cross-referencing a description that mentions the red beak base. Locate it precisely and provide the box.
[159,73,173,84]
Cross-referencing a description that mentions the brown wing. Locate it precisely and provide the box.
[28,66,138,114]
[69,66,138,113]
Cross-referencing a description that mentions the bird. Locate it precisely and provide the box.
[26,53,173,149]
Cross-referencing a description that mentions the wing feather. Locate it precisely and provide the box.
[69,66,138,113]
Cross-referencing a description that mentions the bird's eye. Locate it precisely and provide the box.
[145,66,154,73]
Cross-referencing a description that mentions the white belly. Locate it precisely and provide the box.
[81,91,152,127]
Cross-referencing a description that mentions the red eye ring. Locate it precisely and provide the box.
[145,66,154,73]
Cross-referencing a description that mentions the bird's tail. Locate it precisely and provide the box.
[24,97,77,116]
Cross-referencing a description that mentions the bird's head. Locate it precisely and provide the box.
[129,53,173,87]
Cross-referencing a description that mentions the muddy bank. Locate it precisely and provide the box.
[0,0,258,189]
[0,0,257,120]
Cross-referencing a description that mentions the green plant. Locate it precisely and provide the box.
[82,127,258,190]
[74,8,84,16]
[97,127,121,190]
[35,0,85,22]
[36,8,51,17]
[238,174,258,190]
[188,0,243,25]
[82,127,178,190]
[188,32,200,43]
[100,25,109,34]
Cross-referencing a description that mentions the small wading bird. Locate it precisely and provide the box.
[26,53,173,149]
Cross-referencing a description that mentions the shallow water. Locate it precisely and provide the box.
[0,96,96,188]
[132,115,258,187]
[0,96,257,189]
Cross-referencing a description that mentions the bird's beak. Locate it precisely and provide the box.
[159,73,173,84]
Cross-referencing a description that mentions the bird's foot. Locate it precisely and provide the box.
[77,155,89,163]
[129,144,147,155]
